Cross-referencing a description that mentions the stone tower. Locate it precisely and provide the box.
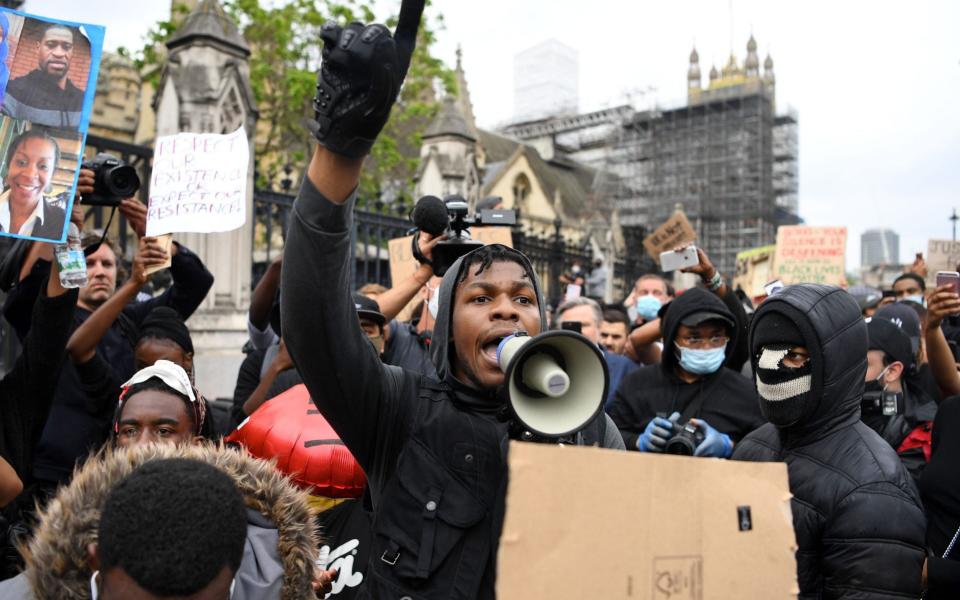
[153,0,259,397]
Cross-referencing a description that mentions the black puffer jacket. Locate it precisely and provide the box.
[732,285,926,599]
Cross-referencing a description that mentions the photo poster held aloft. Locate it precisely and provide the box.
[0,8,104,244]
[146,127,250,237]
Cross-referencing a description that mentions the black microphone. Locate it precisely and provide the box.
[411,195,448,236]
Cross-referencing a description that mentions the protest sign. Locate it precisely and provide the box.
[643,211,697,264]
[388,227,514,321]
[733,244,777,298]
[0,7,104,244]
[773,226,847,286]
[926,240,960,286]
[498,443,797,600]
[146,126,249,237]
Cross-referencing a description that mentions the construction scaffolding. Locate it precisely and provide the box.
[504,36,800,285]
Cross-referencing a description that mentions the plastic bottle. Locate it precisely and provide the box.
[55,222,88,288]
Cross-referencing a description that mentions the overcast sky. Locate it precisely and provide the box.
[35,0,960,270]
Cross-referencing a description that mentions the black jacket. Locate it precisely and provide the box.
[0,284,76,480]
[282,179,623,600]
[919,396,960,599]
[9,245,214,484]
[732,285,926,599]
[609,287,764,450]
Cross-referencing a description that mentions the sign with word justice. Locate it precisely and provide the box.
[773,226,847,286]
[146,126,249,236]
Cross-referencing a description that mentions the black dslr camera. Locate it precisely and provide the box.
[411,195,516,276]
[664,420,706,456]
[861,389,903,417]
[80,153,141,207]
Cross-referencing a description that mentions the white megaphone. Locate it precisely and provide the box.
[496,330,609,439]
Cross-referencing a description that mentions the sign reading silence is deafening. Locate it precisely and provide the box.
[146,126,249,237]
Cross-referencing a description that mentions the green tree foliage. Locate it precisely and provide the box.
[125,0,453,208]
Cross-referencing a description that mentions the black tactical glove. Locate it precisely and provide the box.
[308,0,425,159]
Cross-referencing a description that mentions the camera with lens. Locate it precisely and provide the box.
[411,194,516,276]
[664,419,706,456]
[861,389,903,417]
[80,153,141,207]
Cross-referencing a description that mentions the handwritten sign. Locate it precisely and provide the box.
[733,245,777,299]
[643,211,697,264]
[926,240,960,286]
[773,226,847,286]
[388,228,514,321]
[146,126,249,236]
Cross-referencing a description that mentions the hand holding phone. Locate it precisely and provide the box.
[936,271,960,295]
[660,246,699,272]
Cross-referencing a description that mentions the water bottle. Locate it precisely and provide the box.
[54,222,88,288]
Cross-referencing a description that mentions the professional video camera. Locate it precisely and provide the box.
[80,153,141,207]
[410,194,516,276]
[861,388,903,417]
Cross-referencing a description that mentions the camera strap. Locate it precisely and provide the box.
[82,206,118,257]
[678,370,726,424]
[410,231,433,267]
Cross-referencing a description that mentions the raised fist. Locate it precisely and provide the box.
[308,0,424,159]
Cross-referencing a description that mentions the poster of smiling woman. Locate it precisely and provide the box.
[0,7,103,243]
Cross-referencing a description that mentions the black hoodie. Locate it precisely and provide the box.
[609,287,765,450]
[732,285,926,599]
[282,178,622,599]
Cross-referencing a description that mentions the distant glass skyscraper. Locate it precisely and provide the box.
[861,228,900,267]
[513,40,579,123]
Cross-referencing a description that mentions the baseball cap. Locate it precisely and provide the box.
[873,303,921,354]
[867,318,914,370]
[353,293,386,327]
[680,310,734,330]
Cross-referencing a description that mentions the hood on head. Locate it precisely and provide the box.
[23,443,319,600]
[749,284,867,436]
[660,287,738,374]
[429,244,546,382]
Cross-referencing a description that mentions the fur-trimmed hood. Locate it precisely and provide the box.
[21,443,319,599]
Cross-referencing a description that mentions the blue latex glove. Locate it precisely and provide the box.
[637,411,681,452]
[692,418,733,458]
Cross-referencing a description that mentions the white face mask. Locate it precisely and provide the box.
[427,287,439,319]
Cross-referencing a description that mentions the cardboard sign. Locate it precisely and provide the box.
[773,226,847,286]
[734,244,777,298]
[0,8,105,243]
[498,443,797,599]
[644,211,697,264]
[146,126,249,236]
[926,240,960,286]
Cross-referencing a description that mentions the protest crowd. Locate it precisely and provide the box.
[0,2,957,599]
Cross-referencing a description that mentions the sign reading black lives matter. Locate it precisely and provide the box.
[146,127,249,237]
[0,8,104,243]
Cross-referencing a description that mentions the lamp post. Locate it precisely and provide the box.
[951,208,958,242]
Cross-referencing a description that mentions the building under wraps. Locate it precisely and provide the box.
[504,35,800,280]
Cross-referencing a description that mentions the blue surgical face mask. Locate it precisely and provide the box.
[676,344,727,375]
[902,295,925,308]
[635,295,662,321]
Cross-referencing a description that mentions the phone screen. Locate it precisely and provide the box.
[936,271,960,294]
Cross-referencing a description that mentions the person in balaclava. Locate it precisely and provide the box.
[609,287,764,457]
[280,7,624,598]
[732,284,926,599]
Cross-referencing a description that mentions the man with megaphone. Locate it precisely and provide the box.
[280,3,624,598]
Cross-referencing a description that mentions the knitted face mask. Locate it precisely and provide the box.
[755,345,812,427]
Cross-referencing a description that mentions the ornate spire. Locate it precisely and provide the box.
[763,51,775,85]
[167,0,249,57]
[744,34,760,77]
[687,46,701,89]
[453,45,478,137]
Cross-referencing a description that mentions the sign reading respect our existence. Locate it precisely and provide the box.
[146,126,249,237]
[643,211,697,264]
[773,226,847,286]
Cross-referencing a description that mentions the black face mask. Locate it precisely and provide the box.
[755,345,813,427]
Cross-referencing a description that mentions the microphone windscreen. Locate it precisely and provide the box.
[411,195,449,236]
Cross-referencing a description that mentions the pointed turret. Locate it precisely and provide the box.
[167,0,249,58]
[453,46,479,139]
[744,34,760,78]
[687,47,702,90]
